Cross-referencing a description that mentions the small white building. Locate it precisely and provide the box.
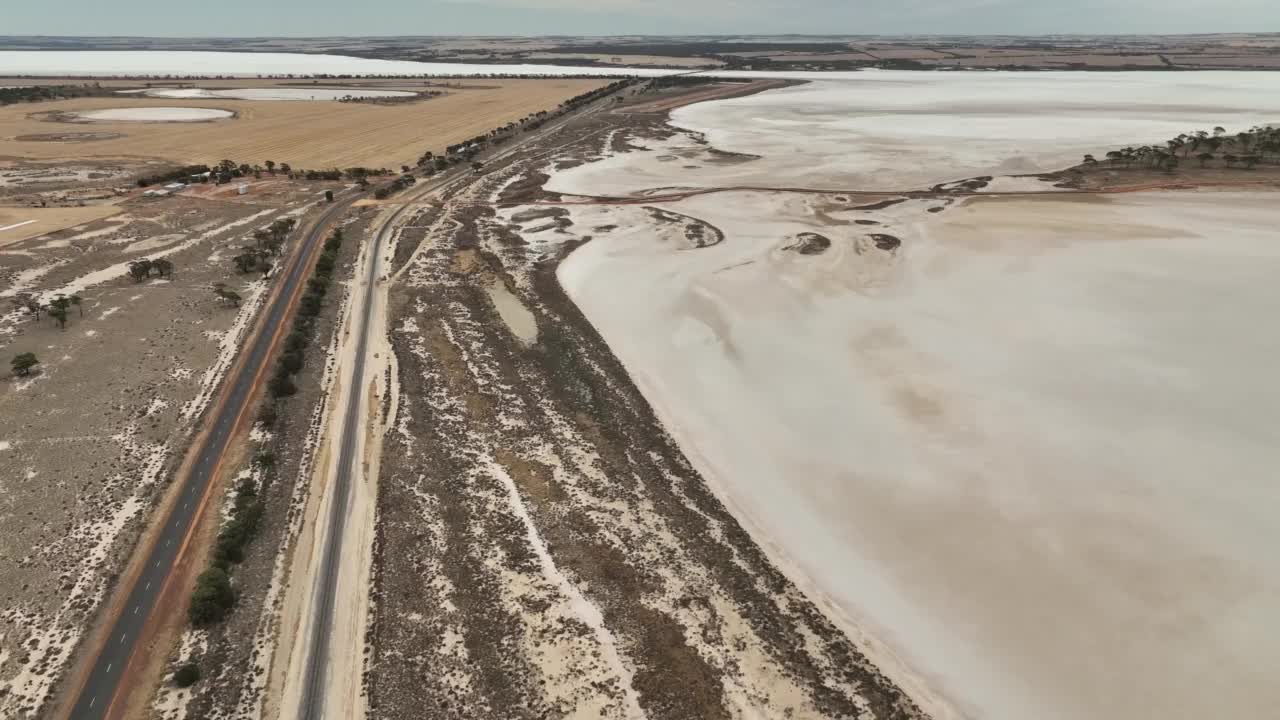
[237,185,250,196]
[163,182,187,192]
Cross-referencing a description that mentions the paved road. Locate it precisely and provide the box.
[295,185,405,720]
[291,91,633,720]
[65,193,355,720]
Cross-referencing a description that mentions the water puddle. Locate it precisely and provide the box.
[486,280,538,343]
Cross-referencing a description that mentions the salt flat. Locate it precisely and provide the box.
[71,107,234,122]
[553,72,1280,196]
[547,71,1280,720]
[0,50,675,77]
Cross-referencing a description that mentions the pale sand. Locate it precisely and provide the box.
[556,189,1280,720]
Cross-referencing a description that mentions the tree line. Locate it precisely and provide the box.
[8,291,85,330]
[418,80,638,171]
[1084,125,1280,172]
[187,226,344,651]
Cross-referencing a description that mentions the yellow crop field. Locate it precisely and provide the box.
[0,79,607,170]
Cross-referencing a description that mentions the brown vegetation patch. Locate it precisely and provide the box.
[783,232,832,255]
[14,131,127,143]
[870,233,902,251]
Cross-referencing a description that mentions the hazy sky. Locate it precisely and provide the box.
[3,0,1276,36]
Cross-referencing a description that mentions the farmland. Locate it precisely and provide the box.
[0,78,609,170]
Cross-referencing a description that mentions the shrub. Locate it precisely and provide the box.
[298,294,323,318]
[269,372,298,398]
[280,351,304,374]
[173,662,201,688]
[257,404,278,427]
[188,568,234,625]
[286,330,309,353]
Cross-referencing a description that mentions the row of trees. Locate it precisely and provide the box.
[1084,125,1280,172]
[269,227,345,398]
[188,451,271,626]
[420,80,639,169]
[0,83,112,106]
[187,225,341,636]
[231,218,297,275]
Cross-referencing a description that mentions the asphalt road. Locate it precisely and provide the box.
[290,92,634,720]
[66,192,354,720]
[295,186,402,720]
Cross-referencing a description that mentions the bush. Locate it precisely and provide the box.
[269,372,298,398]
[257,404,278,427]
[298,294,323,318]
[315,253,336,274]
[280,351,304,374]
[213,499,264,567]
[188,568,234,625]
[173,662,201,688]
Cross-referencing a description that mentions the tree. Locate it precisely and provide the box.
[70,294,84,316]
[188,567,235,625]
[280,350,304,374]
[269,371,297,398]
[232,253,257,274]
[173,663,201,688]
[325,190,334,203]
[48,305,69,329]
[11,352,39,377]
[280,162,292,177]
[265,160,276,175]
[213,283,242,308]
[1082,154,1097,166]
[127,260,153,283]
[1197,152,1214,168]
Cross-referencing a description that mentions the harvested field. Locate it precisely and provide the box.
[0,79,609,170]
[0,205,123,245]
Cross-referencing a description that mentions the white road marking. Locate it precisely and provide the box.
[144,581,151,590]
[105,663,112,673]
[133,605,140,615]
[120,633,127,644]
[89,696,96,709]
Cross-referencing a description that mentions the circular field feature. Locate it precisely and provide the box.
[67,107,235,123]
[119,87,416,101]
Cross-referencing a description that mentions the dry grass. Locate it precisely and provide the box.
[0,204,122,245]
[0,79,608,170]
